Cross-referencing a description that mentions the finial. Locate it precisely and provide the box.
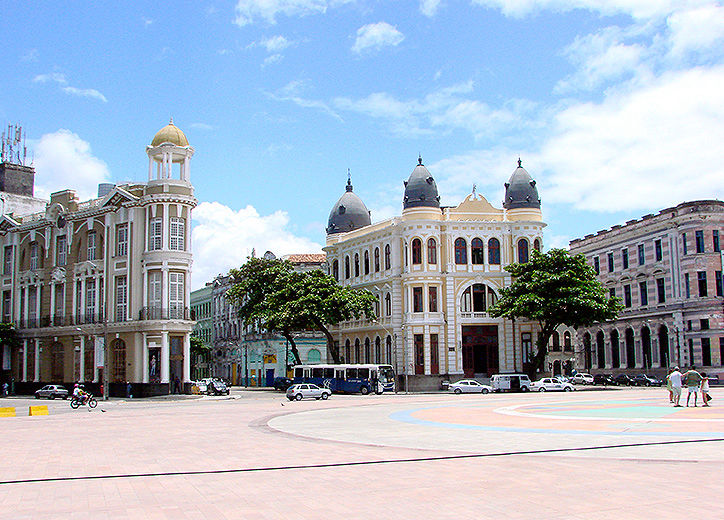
[418,154,423,166]
[169,117,174,125]
[346,169,353,192]
[472,183,477,197]
[517,157,522,167]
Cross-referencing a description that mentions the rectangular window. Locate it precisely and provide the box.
[623,284,631,307]
[609,288,616,299]
[717,271,723,297]
[521,332,532,363]
[701,319,709,330]
[639,281,648,306]
[149,217,162,251]
[3,246,12,275]
[428,286,438,312]
[148,272,162,317]
[75,281,82,319]
[87,231,97,261]
[30,242,38,270]
[638,244,645,265]
[116,224,128,256]
[695,230,704,253]
[697,271,708,297]
[85,279,96,321]
[714,230,720,253]
[169,272,184,319]
[414,334,424,375]
[685,273,691,298]
[593,256,599,275]
[115,276,128,322]
[702,338,711,366]
[169,217,185,251]
[28,286,37,326]
[720,338,724,367]
[622,248,629,269]
[413,287,423,313]
[56,236,67,266]
[1,290,10,323]
[657,278,666,303]
[54,284,64,324]
[607,252,614,272]
[655,239,662,261]
[430,334,439,375]
[682,233,688,255]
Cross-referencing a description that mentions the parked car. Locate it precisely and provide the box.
[552,375,570,383]
[571,373,594,385]
[614,374,634,386]
[631,374,663,387]
[593,374,615,385]
[286,383,332,401]
[531,378,575,392]
[193,380,208,393]
[204,378,230,395]
[273,377,294,391]
[491,373,531,392]
[34,384,69,400]
[449,379,493,394]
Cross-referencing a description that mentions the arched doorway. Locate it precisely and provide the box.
[625,328,635,368]
[112,339,126,383]
[596,331,605,369]
[610,330,620,368]
[641,326,652,369]
[658,326,670,368]
[583,333,592,370]
[552,359,561,376]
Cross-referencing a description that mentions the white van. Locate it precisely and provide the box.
[491,374,531,392]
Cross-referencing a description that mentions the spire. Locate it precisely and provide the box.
[346,169,353,192]
[518,157,522,168]
[169,117,174,125]
[418,154,423,166]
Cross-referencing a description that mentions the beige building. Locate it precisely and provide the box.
[324,159,545,390]
[2,120,197,396]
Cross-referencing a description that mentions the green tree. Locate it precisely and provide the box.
[489,248,621,378]
[226,257,376,365]
[0,322,20,349]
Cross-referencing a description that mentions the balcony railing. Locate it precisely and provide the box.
[17,306,192,329]
[139,306,192,321]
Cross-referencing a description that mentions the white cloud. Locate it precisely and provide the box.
[470,0,683,20]
[667,3,724,58]
[234,0,351,26]
[269,80,342,120]
[33,72,107,102]
[191,201,323,289]
[33,73,67,84]
[420,0,442,17]
[190,123,214,131]
[21,49,38,62]
[260,35,292,52]
[31,130,111,201]
[142,17,153,26]
[352,22,405,54]
[61,86,108,103]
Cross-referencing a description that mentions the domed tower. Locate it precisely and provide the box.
[146,119,194,183]
[504,159,542,221]
[326,174,372,237]
[403,156,440,212]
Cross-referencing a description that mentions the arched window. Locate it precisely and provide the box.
[364,337,371,363]
[533,238,541,251]
[460,283,497,312]
[374,296,380,318]
[564,331,572,351]
[471,238,484,264]
[488,238,500,265]
[345,339,351,364]
[364,250,370,275]
[384,244,391,270]
[596,331,605,369]
[518,238,529,263]
[332,260,339,281]
[345,256,350,279]
[454,238,467,264]
[611,330,620,368]
[374,247,380,272]
[385,293,391,316]
[375,336,381,363]
[354,339,361,363]
[552,331,560,351]
[411,238,422,264]
[307,349,321,364]
[385,336,392,364]
[427,238,437,264]
[354,254,360,277]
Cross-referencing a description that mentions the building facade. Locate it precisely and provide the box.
[190,282,213,380]
[1,120,197,396]
[568,200,724,376]
[324,159,545,390]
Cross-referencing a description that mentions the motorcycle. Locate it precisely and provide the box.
[69,394,98,409]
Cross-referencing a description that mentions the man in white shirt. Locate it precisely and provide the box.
[668,367,683,407]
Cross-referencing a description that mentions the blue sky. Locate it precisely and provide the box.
[1,1,723,289]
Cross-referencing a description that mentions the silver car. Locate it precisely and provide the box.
[449,379,493,394]
[286,383,332,401]
[34,384,69,400]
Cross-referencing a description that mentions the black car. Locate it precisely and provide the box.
[593,374,615,385]
[273,377,293,391]
[631,374,663,387]
[614,373,634,386]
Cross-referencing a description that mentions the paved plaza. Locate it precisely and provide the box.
[1,387,723,519]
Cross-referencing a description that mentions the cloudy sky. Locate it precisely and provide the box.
[1,1,723,289]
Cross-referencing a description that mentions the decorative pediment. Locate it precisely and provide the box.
[0,215,20,232]
[51,267,66,283]
[101,186,138,208]
[18,270,42,286]
[73,260,103,278]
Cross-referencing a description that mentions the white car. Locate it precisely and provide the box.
[449,379,493,394]
[286,383,332,401]
[531,378,575,392]
[570,373,594,385]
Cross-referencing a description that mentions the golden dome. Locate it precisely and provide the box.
[151,119,189,147]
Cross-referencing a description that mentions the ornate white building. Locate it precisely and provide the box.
[324,158,545,390]
[2,120,196,396]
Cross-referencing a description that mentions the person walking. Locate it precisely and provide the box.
[701,373,711,407]
[684,366,703,407]
[668,366,683,407]
[666,368,674,403]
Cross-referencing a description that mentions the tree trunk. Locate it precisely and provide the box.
[526,323,556,379]
[313,318,341,364]
[281,330,302,365]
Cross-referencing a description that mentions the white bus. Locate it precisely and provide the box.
[292,364,395,394]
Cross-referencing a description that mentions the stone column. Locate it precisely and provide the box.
[22,339,28,382]
[161,331,169,383]
[34,339,40,382]
[50,283,56,324]
[79,335,85,382]
[183,333,191,382]
[142,332,149,383]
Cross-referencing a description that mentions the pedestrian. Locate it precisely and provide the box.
[701,373,711,407]
[668,366,683,407]
[683,366,703,407]
[666,367,673,403]
[126,381,132,399]
[1,382,7,397]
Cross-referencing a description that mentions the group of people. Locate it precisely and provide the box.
[666,366,711,407]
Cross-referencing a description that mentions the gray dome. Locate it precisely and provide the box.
[504,159,541,209]
[403,157,440,210]
[326,177,371,235]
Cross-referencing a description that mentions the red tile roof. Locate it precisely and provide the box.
[283,253,327,264]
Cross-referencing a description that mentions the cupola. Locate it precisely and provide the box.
[403,156,440,210]
[503,158,540,209]
[326,175,372,235]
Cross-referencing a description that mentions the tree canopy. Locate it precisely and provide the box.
[489,248,621,377]
[225,257,376,364]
